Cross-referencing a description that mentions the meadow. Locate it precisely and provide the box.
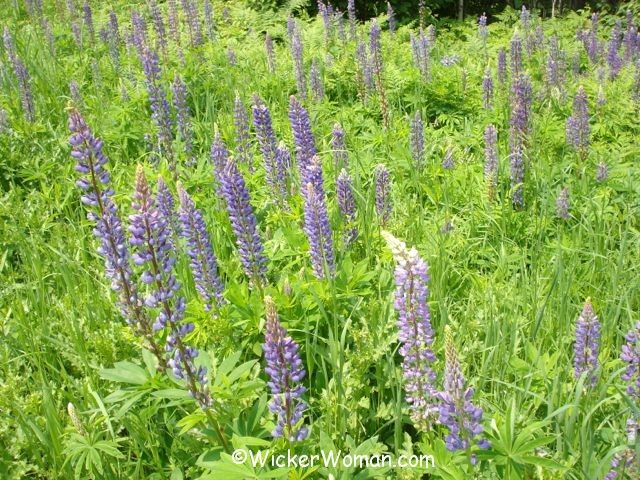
[1,0,640,478]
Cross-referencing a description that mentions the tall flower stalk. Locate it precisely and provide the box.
[263,296,309,441]
[573,299,600,385]
[437,325,489,462]
[374,164,392,226]
[218,159,268,286]
[68,109,165,367]
[336,169,357,245]
[566,86,590,161]
[383,231,435,432]
[178,185,225,313]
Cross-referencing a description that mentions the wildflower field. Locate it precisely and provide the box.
[2,0,640,478]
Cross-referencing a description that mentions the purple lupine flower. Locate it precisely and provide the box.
[410,111,424,168]
[318,0,332,44]
[210,132,228,184]
[252,96,279,186]
[573,299,601,385]
[484,124,498,199]
[109,10,120,45]
[227,46,237,66]
[438,325,490,455]
[287,18,306,100]
[482,68,493,109]
[621,321,640,399]
[149,0,167,55]
[3,27,17,65]
[310,58,324,102]
[263,296,309,441]
[83,1,94,42]
[546,35,565,92]
[288,95,317,185]
[181,0,203,47]
[204,0,215,41]
[383,232,436,431]
[623,19,638,64]
[374,163,392,226]
[596,162,608,182]
[43,19,55,55]
[335,9,346,43]
[442,147,455,170]
[141,46,174,164]
[68,109,166,367]
[528,25,545,55]
[129,167,210,407]
[273,142,291,202]
[510,34,523,77]
[440,55,459,67]
[387,2,396,34]
[171,74,195,165]
[607,21,623,79]
[510,74,533,138]
[131,10,149,54]
[520,5,530,30]
[178,185,225,312]
[356,39,374,96]
[566,86,589,159]
[556,187,570,219]
[302,161,335,279]
[71,21,82,48]
[13,58,35,122]
[509,137,525,209]
[218,159,268,285]
[586,13,599,64]
[497,48,507,84]
[168,0,180,45]
[347,0,356,39]
[265,33,276,72]
[0,109,8,134]
[157,176,178,237]
[604,450,636,480]
[331,122,348,170]
[478,13,488,42]
[370,20,389,127]
[336,169,357,244]
[69,80,82,105]
[234,94,253,170]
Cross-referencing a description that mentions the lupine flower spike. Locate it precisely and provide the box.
[573,299,601,386]
[374,164,392,226]
[263,296,309,441]
[437,325,490,463]
[383,231,436,431]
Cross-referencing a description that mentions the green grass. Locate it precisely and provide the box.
[1,1,640,479]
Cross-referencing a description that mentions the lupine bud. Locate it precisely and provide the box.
[573,300,601,385]
[374,164,392,225]
[410,29,431,82]
[347,0,356,39]
[227,46,237,66]
[204,0,215,41]
[336,169,357,244]
[67,403,87,436]
[556,187,570,219]
[210,132,228,185]
[509,137,525,209]
[510,34,523,77]
[437,325,490,454]
[607,21,623,79]
[596,162,608,182]
[383,231,435,431]
[478,13,488,42]
[149,0,167,55]
[218,159,268,285]
[83,1,94,42]
[442,147,455,170]
[178,185,225,312]
[263,296,309,441]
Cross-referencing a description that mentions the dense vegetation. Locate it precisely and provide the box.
[1,0,640,479]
